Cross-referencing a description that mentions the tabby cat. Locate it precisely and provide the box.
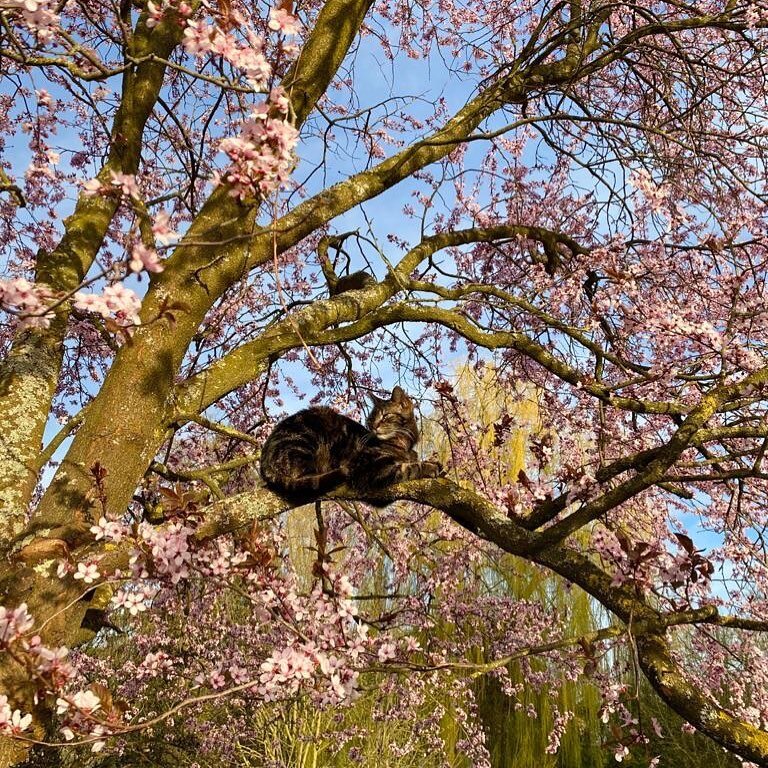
[259,387,442,503]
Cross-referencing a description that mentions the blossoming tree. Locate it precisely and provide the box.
[2,0,768,764]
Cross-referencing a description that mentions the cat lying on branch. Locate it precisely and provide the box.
[259,387,443,504]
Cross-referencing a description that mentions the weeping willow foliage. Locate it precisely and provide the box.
[472,576,605,768]
[239,689,461,768]
[430,365,605,768]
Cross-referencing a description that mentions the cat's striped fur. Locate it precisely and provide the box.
[259,387,442,503]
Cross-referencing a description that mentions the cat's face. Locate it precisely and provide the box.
[367,386,418,441]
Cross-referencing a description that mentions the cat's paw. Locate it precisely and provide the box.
[419,460,444,479]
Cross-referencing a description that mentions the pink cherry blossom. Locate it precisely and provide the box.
[57,689,100,715]
[376,642,397,662]
[219,112,298,199]
[90,516,127,543]
[108,172,141,199]
[0,697,32,736]
[0,604,34,644]
[112,587,148,616]
[182,19,215,55]
[151,210,178,245]
[145,0,164,28]
[129,243,163,274]
[1,0,59,40]
[30,642,72,683]
[0,278,54,328]
[73,562,100,585]
[614,745,630,762]
[268,7,299,35]
[138,651,172,678]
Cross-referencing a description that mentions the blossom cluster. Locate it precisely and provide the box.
[136,650,173,679]
[0,601,112,749]
[56,690,106,752]
[0,274,144,333]
[73,283,142,327]
[268,7,300,35]
[145,0,192,29]
[0,0,60,41]
[81,171,141,200]
[128,243,163,274]
[0,696,31,737]
[0,603,34,644]
[0,278,54,329]
[90,515,128,544]
[244,576,369,705]
[135,520,195,584]
[180,5,300,87]
[182,19,272,90]
[176,7,301,199]
[81,513,378,717]
[254,641,360,704]
[218,89,299,199]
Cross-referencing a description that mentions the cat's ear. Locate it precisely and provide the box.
[391,386,413,412]
[368,392,387,407]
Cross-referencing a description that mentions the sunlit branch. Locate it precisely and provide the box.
[174,224,589,413]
